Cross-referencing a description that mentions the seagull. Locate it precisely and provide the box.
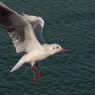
[0,2,67,82]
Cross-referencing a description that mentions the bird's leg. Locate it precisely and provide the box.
[36,63,41,77]
[31,66,36,83]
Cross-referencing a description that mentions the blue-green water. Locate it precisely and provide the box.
[0,0,95,95]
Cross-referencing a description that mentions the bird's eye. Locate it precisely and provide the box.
[57,47,59,49]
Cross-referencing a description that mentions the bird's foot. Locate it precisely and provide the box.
[38,69,41,77]
[31,67,37,83]
[34,74,37,83]
[36,63,41,78]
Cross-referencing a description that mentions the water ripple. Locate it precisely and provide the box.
[0,0,95,95]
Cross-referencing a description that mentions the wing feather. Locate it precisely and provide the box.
[23,14,45,44]
[0,2,41,53]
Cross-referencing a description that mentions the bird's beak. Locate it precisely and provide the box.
[60,49,67,52]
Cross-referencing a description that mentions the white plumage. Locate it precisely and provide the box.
[0,2,66,82]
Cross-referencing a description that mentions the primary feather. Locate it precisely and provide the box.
[0,2,43,53]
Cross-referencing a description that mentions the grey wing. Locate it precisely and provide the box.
[0,2,41,53]
[22,14,45,45]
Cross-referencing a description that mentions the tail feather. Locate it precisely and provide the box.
[10,59,25,72]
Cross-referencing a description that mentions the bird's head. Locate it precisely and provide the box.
[48,44,67,55]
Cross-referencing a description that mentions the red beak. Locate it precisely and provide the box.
[60,49,67,52]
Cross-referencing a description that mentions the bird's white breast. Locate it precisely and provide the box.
[24,48,49,63]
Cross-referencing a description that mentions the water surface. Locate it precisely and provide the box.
[0,0,95,95]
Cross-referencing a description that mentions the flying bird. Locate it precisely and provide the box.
[0,2,67,82]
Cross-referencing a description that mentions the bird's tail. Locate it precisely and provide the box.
[10,56,25,72]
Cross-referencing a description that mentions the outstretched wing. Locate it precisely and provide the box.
[22,14,45,45]
[0,2,41,53]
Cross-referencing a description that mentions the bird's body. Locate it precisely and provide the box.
[19,44,49,64]
[0,2,67,82]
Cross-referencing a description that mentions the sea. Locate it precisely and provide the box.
[0,0,95,95]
